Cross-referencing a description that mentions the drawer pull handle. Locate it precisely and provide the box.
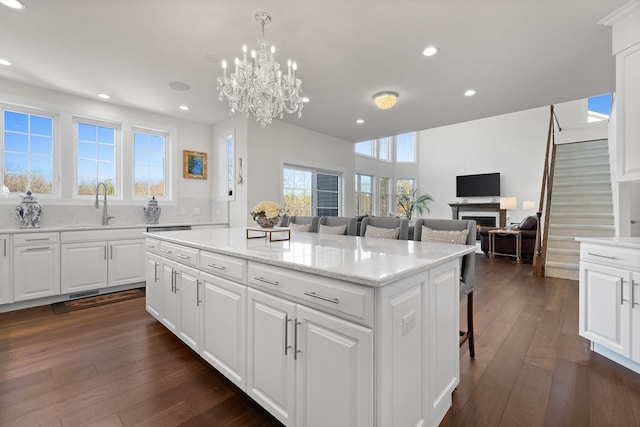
[633,281,638,307]
[303,291,339,304]
[254,276,279,286]
[207,263,226,270]
[159,249,172,254]
[25,247,51,252]
[176,254,190,260]
[284,315,292,356]
[294,319,301,360]
[146,244,156,249]
[25,238,50,242]
[587,252,617,260]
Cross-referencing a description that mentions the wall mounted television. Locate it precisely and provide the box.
[456,172,501,197]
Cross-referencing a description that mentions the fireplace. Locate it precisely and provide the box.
[462,215,496,240]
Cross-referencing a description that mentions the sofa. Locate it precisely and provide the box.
[479,215,538,260]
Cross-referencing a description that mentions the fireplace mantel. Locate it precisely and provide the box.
[449,202,506,227]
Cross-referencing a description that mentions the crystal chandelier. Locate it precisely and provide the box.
[216,12,303,128]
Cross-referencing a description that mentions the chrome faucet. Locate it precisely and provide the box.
[94,182,115,225]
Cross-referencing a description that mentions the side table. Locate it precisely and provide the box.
[488,228,522,263]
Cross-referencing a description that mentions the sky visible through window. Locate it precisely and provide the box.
[588,94,612,116]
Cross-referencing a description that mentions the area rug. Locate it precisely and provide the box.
[52,288,145,314]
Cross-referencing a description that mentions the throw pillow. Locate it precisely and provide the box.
[318,224,347,235]
[289,222,310,232]
[421,226,469,245]
[518,216,537,230]
[364,225,400,239]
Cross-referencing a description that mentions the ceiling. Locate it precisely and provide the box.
[0,0,628,143]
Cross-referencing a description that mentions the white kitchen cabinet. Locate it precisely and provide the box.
[201,271,247,389]
[578,239,640,373]
[145,251,162,319]
[0,235,12,305]
[247,287,372,427]
[61,230,146,294]
[159,257,201,352]
[13,233,60,302]
[615,42,640,182]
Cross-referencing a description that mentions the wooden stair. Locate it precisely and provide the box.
[545,139,615,280]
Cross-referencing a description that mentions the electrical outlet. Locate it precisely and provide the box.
[402,310,416,336]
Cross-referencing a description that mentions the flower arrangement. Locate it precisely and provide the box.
[250,200,282,220]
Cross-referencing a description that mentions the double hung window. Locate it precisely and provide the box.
[76,120,118,196]
[283,165,341,216]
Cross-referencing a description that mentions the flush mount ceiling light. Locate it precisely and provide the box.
[356,118,365,124]
[217,11,304,128]
[464,89,477,97]
[373,91,399,110]
[0,0,25,9]
[97,93,111,99]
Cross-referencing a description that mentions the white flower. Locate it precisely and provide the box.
[250,200,282,219]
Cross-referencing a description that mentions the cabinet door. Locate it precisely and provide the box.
[201,272,246,389]
[0,235,11,305]
[108,239,145,287]
[632,272,640,363]
[160,259,180,334]
[145,253,162,319]
[13,244,60,301]
[177,264,200,352]
[295,304,373,427]
[247,288,296,427]
[616,42,640,182]
[61,242,108,293]
[579,262,631,357]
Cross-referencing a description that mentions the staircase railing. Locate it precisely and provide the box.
[533,105,560,277]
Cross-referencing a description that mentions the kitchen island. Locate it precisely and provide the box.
[145,227,476,427]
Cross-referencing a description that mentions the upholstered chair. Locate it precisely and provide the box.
[281,215,320,232]
[359,217,409,240]
[318,216,358,236]
[414,218,477,358]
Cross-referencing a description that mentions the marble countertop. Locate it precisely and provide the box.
[145,228,477,287]
[0,222,226,234]
[576,236,640,249]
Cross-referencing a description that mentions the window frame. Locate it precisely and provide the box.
[395,132,417,163]
[132,126,169,201]
[73,116,122,200]
[355,139,375,158]
[1,105,59,198]
[355,173,374,216]
[283,164,342,217]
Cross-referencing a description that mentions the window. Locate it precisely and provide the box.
[395,132,416,162]
[76,120,117,196]
[396,178,415,214]
[588,93,612,122]
[2,108,54,194]
[134,129,166,198]
[217,130,235,200]
[379,177,390,216]
[283,165,340,216]
[378,137,391,161]
[355,140,374,157]
[355,173,373,215]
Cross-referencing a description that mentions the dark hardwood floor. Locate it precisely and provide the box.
[1,254,639,426]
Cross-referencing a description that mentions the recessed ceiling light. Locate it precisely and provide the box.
[169,81,191,91]
[464,89,476,97]
[0,0,25,9]
[302,97,310,103]
[372,91,399,110]
[356,119,365,124]
[0,58,12,66]
[97,93,111,99]
[178,105,189,111]
[422,46,438,57]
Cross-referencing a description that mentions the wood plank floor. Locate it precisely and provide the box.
[1,254,639,426]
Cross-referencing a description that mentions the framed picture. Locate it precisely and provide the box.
[183,150,208,179]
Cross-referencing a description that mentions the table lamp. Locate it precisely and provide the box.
[523,200,535,215]
[500,196,517,228]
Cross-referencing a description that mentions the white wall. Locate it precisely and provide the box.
[236,119,354,227]
[0,79,227,228]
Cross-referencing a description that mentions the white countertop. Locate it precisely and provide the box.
[0,222,226,234]
[576,237,640,249]
[145,228,477,287]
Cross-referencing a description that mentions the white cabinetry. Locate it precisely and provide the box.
[579,240,640,373]
[0,235,12,305]
[145,239,161,319]
[61,230,145,294]
[13,233,60,301]
[615,42,640,182]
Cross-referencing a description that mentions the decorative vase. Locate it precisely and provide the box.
[143,196,162,224]
[15,191,42,229]
[256,216,280,228]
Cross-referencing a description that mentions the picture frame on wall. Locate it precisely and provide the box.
[183,150,208,179]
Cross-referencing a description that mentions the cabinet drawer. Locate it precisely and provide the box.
[248,262,372,324]
[145,238,160,254]
[200,250,246,283]
[14,232,59,246]
[581,243,640,269]
[158,241,198,267]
